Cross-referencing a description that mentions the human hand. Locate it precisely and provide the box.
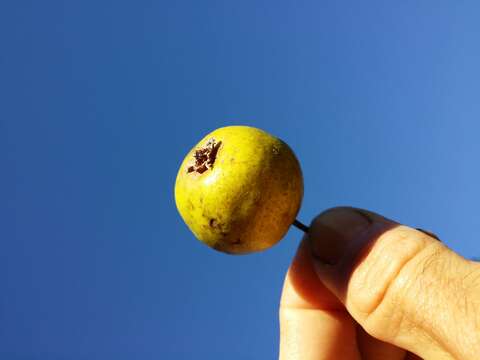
[279,207,480,359]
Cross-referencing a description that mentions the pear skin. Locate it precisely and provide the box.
[175,126,303,254]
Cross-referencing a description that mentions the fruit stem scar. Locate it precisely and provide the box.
[293,219,309,233]
[187,138,222,174]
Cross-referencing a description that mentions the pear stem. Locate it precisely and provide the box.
[293,219,309,233]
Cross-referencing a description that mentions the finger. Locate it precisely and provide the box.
[356,324,405,360]
[307,207,480,360]
[279,238,361,360]
[404,352,423,360]
[280,237,408,360]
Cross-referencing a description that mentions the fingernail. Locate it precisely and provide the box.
[307,207,398,298]
[416,228,441,241]
[308,207,395,266]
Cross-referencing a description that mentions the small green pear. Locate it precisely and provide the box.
[175,126,303,254]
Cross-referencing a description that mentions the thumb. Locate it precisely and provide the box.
[307,207,480,360]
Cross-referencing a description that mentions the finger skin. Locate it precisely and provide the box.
[280,238,407,360]
[279,239,360,360]
[309,207,480,360]
[356,324,405,360]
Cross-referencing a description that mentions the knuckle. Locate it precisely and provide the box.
[347,226,437,338]
[345,225,480,358]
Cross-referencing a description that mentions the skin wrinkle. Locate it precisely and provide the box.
[352,227,426,326]
[464,266,480,348]
[467,264,480,286]
[429,246,469,360]
[283,208,480,360]
[351,227,459,359]
[280,304,351,313]
[309,214,454,358]
[461,262,480,337]
[406,244,451,358]
[404,242,480,360]
[355,324,406,360]
[442,250,463,354]
[472,299,480,352]
[386,240,417,340]
[443,258,480,359]
[458,283,478,355]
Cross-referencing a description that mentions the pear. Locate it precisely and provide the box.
[175,126,303,254]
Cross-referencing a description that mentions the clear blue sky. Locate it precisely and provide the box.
[2,1,480,359]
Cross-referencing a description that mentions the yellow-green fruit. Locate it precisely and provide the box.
[174,126,303,254]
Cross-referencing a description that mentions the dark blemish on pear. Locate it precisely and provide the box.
[209,218,227,236]
[187,138,222,174]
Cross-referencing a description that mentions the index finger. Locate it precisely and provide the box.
[279,238,360,359]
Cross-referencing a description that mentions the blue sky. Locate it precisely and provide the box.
[2,1,480,359]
